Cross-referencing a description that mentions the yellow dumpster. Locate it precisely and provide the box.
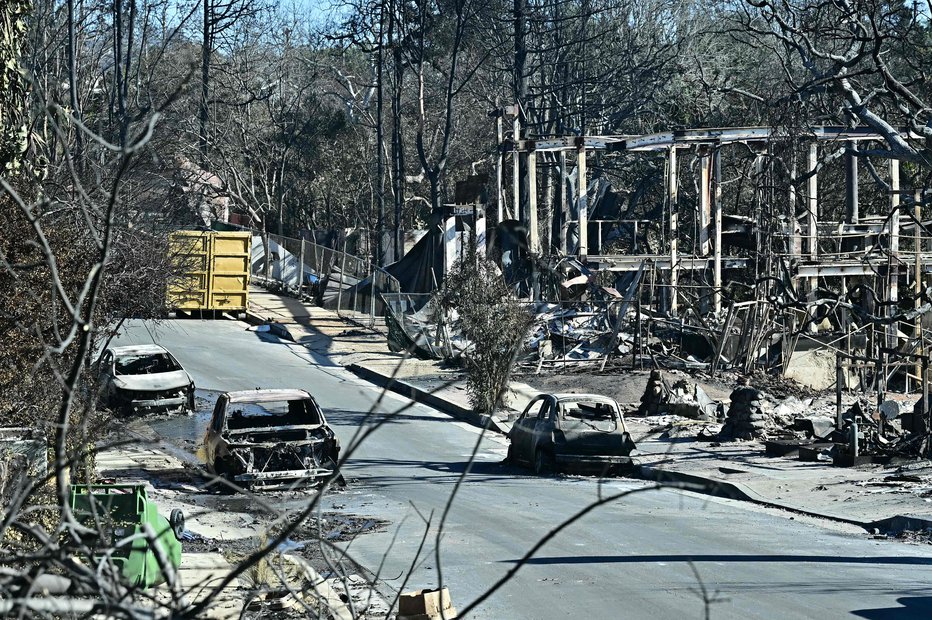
[167,231,251,313]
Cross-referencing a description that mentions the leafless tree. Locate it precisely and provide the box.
[735,0,932,164]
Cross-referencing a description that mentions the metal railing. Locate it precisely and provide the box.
[566,219,654,254]
[250,232,401,332]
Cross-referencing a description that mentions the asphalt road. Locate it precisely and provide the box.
[113,319,932,619]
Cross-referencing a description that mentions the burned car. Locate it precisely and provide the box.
[506,393,636,475]
[203,389,341,491]
[97,345,195,415]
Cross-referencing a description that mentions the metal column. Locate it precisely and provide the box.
[845,142,859,224]
[713,148,723,313]
[528,144,539,254]
[699,151,711,256]
[890,159,900,302]
[512,110,520,227]
[808,143,819,293]
[578,140,588,259]
[668,146,678,316]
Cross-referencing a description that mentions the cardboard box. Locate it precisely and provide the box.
[398,587,457,619]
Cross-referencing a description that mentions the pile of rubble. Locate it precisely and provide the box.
[719,385,769,440]
[636,370,720,420]
[638,370,666,416]
[632,372,819,442]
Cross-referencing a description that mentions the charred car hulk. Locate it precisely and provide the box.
[507,393,636,475]
[97,345,195,415]
[203,389,342,491]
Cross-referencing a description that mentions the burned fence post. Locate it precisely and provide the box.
[263,231,271,281]
[297,239,305,300]
[337,238,347,316]
[370,264,377,329]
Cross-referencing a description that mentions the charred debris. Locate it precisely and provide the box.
[378,123,932,467]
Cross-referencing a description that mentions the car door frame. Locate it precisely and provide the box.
[511,396,546,464]
[204,395,230,468]
[529,397,557,458]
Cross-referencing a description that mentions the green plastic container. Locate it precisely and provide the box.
[71,485,183,588]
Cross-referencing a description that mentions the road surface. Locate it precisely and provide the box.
[112,319,932,619]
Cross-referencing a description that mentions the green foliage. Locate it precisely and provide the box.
[440,257,530,414]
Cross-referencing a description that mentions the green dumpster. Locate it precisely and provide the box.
[71,484,184,588]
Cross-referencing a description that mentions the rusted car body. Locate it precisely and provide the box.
[203,389,341,490]
[507,393,636,475]
[97,345,195,415]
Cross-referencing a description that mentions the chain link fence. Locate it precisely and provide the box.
[250,232,400,332]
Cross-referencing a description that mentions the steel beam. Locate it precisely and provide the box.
[578,142,588,259]
[589,255,749,272]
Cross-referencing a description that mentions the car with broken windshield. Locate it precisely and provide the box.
[203,389,341,491]
[97,344,195,416]
[507,393,636,475]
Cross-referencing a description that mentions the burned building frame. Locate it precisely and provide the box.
[493,117,931,395]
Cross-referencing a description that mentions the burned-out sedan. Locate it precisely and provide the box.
[506,393,636,475]
[203,389,341,491]
[97,345,195,415]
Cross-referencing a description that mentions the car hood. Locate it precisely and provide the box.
[112,371,190,392]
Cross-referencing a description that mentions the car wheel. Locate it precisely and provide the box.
[323,458,346,487]
[213,462,236,495]
[533,449,552,475]
[169,509,185,540]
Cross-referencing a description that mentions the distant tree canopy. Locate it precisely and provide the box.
[11,0,930,254]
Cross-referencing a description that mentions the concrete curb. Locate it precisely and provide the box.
[242,311,296,341]
[246,301,932,535]
[243,311,265,326]
[346,363,510,435]
[636,464,886,530]
[869,514,932,534]
[636,464,761,503]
